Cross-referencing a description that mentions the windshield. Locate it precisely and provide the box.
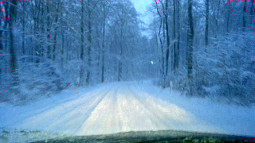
[0,0,254,142]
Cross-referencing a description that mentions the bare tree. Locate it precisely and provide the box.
[187,0,194,88]
[205,0,209,49]
[9,0,19,85]
[86,0,92,84]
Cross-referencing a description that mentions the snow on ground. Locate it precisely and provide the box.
[0,81,254,138]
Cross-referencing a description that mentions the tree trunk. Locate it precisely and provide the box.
[86,0,92,84]
[101,10,106,83]
[226,3,230,33]
[173,0,179,73]
[52,1,60,61]
[155,0,165,87]
[242,1,246,32]
[22,1,25,57]
[47,0,51,59]
[164,0,170,88]
[118,19,123,81]
[250,0,253,26]
[176,0,180,72]
[215,0,221,36]
[187,0,194,90]
[205,0,209,48]
[9,0,19,85]
[80,0,85,86]
[61,23,64,70]
[0,2,7,52]
[159,20,165,87]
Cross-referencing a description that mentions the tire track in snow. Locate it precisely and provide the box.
[76,85,121,135]
[50,86,114,135]
[16,85,114,135]
[125,86,172,130]
[76,84,159,135]
[128,84,222,134]
[15,85,109,123]
[73,85,115,135]
[115,86,158,132]
[5,82,223,137]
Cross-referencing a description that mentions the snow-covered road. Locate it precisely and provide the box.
[0,81,255,137]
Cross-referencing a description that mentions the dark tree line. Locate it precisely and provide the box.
[150,0,255,103]
[0,0,254,104]
[0,0,155,103]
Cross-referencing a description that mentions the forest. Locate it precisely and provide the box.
[0,0,254,105]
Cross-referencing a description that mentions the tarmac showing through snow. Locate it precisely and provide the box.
[0,81,255,138]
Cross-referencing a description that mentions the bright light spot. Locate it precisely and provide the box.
[151,61,154,64]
